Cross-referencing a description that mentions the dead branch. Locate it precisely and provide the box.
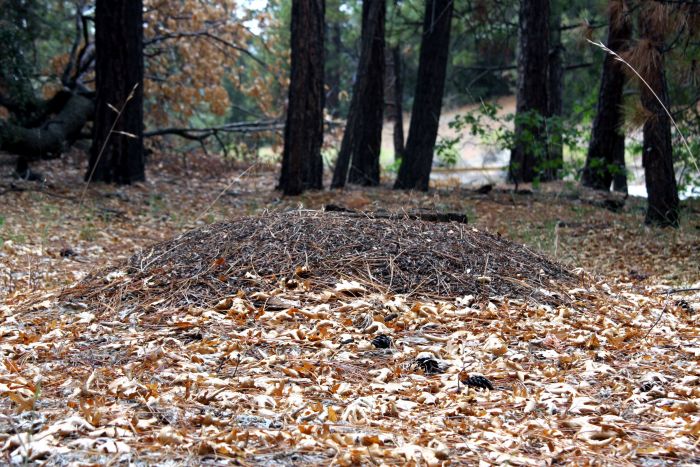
[144,120,284,141]
[323,204,469,224]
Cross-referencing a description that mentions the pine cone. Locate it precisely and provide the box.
[371,334,392,349]
[640,381,655,392]
[415,357,442,374]
[461,374,494,391]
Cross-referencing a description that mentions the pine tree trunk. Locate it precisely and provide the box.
[326,20,342,116]
[545,6,563,181]
[582,0,630,192]
[393,0,453,191]
[390,45,405,161]
[332,0,385,188]
[509,0,549,184]
[639,15,679,227]
[348,0,385,185]
[88,0,145,184]
[279,0,325,196]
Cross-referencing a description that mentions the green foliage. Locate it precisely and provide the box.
[435,137,460,168]
[0,0,43,115]
[583,155,627,186]
[674,127,700,192]
[384,157,402,174]
[0,2,77,98]
[447,102,587,182]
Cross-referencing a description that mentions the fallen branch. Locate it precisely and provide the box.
[0,93,94,160]
[323,204,468,224]
[144,120,284,141]
[144,118,342,142]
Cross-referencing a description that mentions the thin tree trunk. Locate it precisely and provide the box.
[393,0,453,191]
[545,5,563,181]
[326,20,342,116]
[332,0,385,188]
[639,13,679,227]
[348,0,385,185]
[387,0,404,161]
[509,0,549,184]
[391,45,405,161]
[88,0,145,184]
[279,0,325,195]
[582,0,630,192]
[385,46,396,119]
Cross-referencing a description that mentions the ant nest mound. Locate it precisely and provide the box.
[64,210,579,309]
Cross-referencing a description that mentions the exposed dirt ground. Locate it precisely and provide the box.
[1,150,699,465]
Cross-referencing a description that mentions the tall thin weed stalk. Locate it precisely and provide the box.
[80,83,139,207]
[588,39,699,179]
[193,162,258,224]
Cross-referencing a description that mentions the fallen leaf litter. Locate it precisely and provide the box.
[1,211,699,465]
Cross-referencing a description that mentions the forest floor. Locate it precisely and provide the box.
[1,149,699,465]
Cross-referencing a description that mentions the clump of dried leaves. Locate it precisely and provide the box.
[2,213,699,464]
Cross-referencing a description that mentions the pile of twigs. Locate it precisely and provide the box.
[63,210,578,309]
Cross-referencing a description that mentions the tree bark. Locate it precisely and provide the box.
[348,0,386,185]
[88,0,145,184]
[332,0,385,188]
[325,20,342,116]
[279,0,325,196]
[509,0,550,184]
[639,14,679,227]
[393,0,453,191]
[545,4,563,181]
[582,0,630,192]
[387,45,405,161]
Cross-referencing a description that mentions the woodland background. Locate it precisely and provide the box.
[0,0,698,217]
[1,0,700,465]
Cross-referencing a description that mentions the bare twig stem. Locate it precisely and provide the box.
[80,83,139,207]
[588,40,699,179]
